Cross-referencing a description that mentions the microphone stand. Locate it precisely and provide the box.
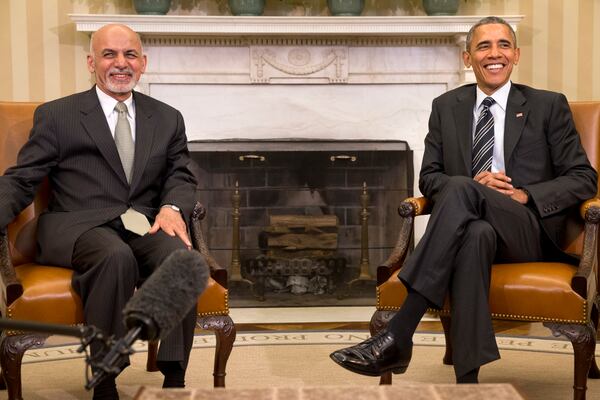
[86,313,157,389]
[0,314,159,391]
[0,314,159,390]
[0,317,113,391]
[85,326,143,390]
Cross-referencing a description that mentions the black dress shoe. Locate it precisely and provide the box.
[329,330,412,377]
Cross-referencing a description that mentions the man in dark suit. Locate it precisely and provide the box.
[0,24,202,399]
[330,16,597,383]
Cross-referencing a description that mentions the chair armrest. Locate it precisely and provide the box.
[572,198,600,306]
[401,196,433,217]
[580,197,600,219]
[0,233,24,308]
[376,197,433,285]
[190,201,228,289]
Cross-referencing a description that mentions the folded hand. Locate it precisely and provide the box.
[473,171,529,204]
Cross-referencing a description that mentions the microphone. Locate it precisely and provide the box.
[86,249,209,389]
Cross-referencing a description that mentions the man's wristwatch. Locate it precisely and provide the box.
[161,204,181,212]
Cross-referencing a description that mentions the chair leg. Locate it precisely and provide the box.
[0,330,5,389]
[369,310,396,385]
[0,367,6,390]
[544,322,596,400]
[197,315,236,388]
[588,305,600,379]
[440,315,453,365]
[0,333,49,400]
[589,356,600,379]
[146,340,159,372]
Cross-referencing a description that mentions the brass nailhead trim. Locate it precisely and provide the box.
[377,288,589,324]
[197,311,229,317]
[198,289,230,318]
[4,322,84,337]
[406,199,421,215]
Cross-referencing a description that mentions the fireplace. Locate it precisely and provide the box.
[189,139,412,306]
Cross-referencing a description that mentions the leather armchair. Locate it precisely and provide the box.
[371,101,600,400]
[0,102,235,400]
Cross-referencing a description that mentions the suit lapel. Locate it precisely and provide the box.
[79,88,127,182]
[453,86,476,175]
[130,92,157,191]
[504,86,528,165]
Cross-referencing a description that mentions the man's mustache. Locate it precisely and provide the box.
[108,68,133,77]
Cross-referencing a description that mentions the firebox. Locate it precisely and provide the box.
[189,139,412,307]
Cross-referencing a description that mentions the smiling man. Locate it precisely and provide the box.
[0,24,201,399]
[330,16,597,384]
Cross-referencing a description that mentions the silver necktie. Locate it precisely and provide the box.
[114,102,134,183]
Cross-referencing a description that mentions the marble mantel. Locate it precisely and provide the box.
[70,14,523,238]
[69,14,523,138]
[70,14,521,37]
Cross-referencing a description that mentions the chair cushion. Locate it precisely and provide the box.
[377,262,587,324]
[8,264,84,325]
[7,264,228,331]
[197,277,229,316]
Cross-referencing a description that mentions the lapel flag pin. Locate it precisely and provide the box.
[516,112,523,118]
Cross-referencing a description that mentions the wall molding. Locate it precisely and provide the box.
[69,14,523,38]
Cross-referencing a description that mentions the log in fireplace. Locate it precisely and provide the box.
[189,139,412,306]
[247,214,345,298]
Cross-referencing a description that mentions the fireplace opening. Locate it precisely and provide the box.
[247,214,346,297]
[189,139,413,307]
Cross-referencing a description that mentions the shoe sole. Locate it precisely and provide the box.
[329,354,408,377]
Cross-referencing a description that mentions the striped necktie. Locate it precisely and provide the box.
[472,97,495,177]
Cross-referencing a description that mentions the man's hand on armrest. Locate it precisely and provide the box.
[149,206,192,249]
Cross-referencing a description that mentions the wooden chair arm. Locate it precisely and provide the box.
[580,197,600,219]
[0,233,23,307]
[190,201,228,289]
[376,196,433,285]
[399,196,433,217]
[572,199,600,306]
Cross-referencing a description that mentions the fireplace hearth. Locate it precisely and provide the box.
[189,139,412,307]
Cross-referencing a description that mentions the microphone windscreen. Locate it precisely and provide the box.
[122,249,209,340]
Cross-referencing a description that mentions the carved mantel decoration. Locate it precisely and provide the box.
[251,46,348,83]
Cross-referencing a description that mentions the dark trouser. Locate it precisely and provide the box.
[399,176,549,377]
[71,218,197,372]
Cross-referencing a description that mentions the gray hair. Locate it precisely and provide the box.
[465,16,517,52]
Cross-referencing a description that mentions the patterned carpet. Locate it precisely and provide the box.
[12,331,600,400]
